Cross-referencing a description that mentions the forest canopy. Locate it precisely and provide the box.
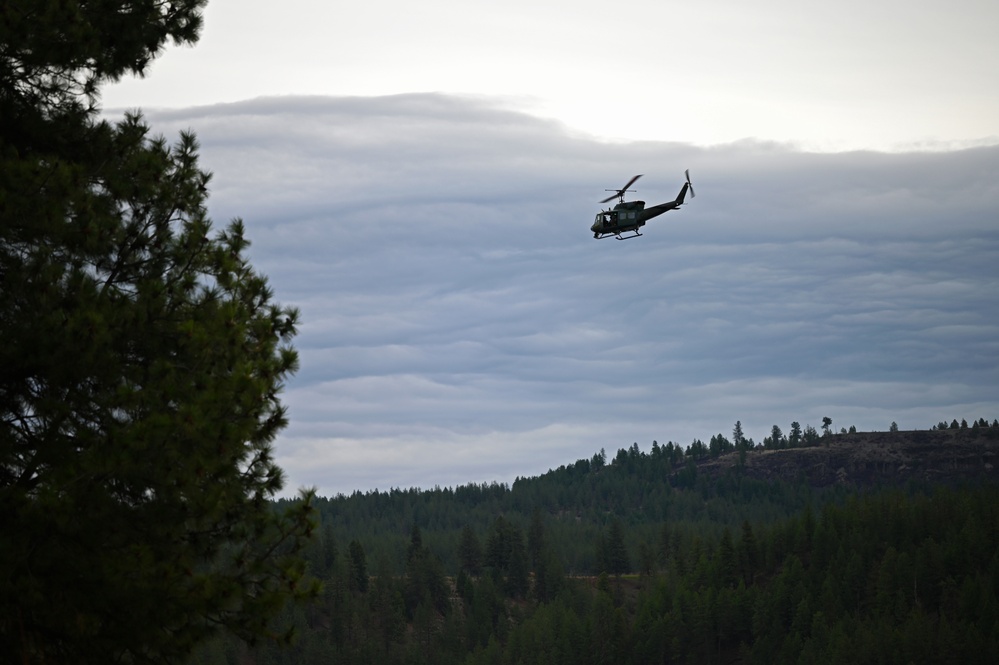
[197,422,999,665]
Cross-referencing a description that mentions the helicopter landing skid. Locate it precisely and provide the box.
[594,230,642,240]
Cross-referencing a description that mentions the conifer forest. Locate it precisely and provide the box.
[193,424,999,665]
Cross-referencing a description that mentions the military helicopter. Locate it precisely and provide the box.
[591,171,694,239]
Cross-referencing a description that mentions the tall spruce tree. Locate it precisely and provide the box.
[598,518,630,576]
[458,524,484,576]
[1,2,317,663]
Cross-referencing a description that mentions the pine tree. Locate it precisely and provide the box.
[348,540,368,593]
[738,519,758,586]
[732,421,745,447]
[716,528,738,588]
[458,524,484,576]
[767,424,785,449]
[600,518,631,576]
[789,421,803,447]
[528,507,546,571]
[1,3,316,662]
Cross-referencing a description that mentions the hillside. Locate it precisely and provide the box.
[291,424,999,584]
[695,426,999,488]
[198,423,999,665]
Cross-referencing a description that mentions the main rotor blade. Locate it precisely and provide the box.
[621,174,642,191]
[600,174,643,203]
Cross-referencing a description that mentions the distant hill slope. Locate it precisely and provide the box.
[257,425,999,665]
[695,427,999,488]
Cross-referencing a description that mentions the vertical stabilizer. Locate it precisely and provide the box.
[675,183,689,205]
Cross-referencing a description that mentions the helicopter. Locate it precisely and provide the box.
[591,171,694,239]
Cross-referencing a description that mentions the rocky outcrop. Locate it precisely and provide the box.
[694,427,999,488]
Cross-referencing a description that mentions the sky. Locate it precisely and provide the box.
[105,0,999,152]
[100,1,999,497]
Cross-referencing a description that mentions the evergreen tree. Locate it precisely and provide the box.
[716,528,738,588]
[738,519,758,586]
[505,535,531,599]
[484,517,511,570]
[528,507,546,571]
[458,524,483,576]
[638,540,657,577]
[1,3,316,662]
[766,424,785,449]
[789,421,803,447]
[709,433,732,457]
[404,526,449,616]
[733,420,746,447]
[348,540,368,593]
[658,522,672,568]
[687,438,708,459]
[598,518,630,576]
[484,516,529,597]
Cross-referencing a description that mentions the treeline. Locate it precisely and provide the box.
[184,419,999,664]
[192,483,999,665]
[933,417,999,431]
[294,434,826,576]
[279,419,998,576]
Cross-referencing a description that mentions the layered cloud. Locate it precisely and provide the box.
[132,95,999,496]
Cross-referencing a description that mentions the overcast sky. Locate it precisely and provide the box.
[102,1,999,497]
[106,0,998,151]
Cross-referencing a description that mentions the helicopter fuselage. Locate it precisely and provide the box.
[591,189,686,239]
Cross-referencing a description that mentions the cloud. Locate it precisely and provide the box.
[103,2,999,150]
[134,95,999,496]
